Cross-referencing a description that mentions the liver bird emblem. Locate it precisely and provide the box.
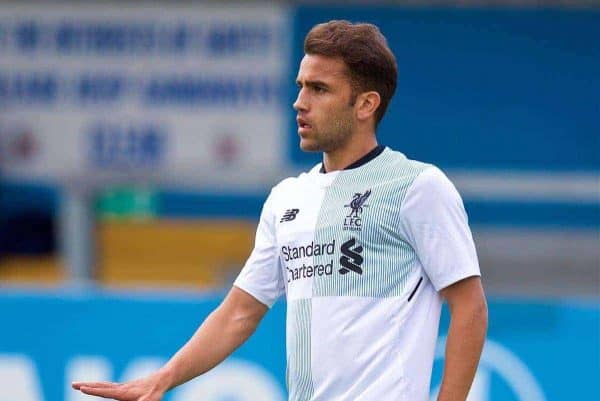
[345,189,372,217]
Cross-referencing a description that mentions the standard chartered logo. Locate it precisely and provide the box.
[339,237,364,275]
[430,338,546,401]
[282,240,336,283]
[282,238,367,282]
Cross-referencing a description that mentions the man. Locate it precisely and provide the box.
[73,20,487,401]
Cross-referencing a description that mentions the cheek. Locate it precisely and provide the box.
[331,104,355,125]
[321,100,346,120]
[312,97,354,129]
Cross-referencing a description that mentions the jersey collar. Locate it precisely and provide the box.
[319,145,385,174]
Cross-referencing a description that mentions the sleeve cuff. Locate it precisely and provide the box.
[233,282,276,308]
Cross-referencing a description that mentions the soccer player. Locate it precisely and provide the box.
[72,20,487,401]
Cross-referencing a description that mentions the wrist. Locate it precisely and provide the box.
[436,384,467,401]
[153,367,175,393]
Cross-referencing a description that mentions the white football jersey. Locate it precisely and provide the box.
[234,146,480,401]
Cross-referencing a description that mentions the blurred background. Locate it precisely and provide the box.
[0,1,598,400]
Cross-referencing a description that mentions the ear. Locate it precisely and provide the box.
[355,91,381,122]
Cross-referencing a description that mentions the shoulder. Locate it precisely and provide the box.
[408,166,460,201]
[380,148,455,196]
[412,164,455,187]
[400,164,465,224]
[378,148,433,182]
[267,163,320,201]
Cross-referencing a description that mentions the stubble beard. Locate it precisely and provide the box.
[301,113,355,153]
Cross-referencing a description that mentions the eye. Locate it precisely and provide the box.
[314,86,326,93]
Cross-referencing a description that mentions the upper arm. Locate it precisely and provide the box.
[220,286,269,326]
[440,276,487,313]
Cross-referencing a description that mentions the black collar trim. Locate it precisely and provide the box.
[320,145,385,174]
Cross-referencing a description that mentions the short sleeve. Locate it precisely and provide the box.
[400,167,480,291]
[233,190,285,307]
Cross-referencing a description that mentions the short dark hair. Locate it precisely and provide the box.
[304,20,398,126]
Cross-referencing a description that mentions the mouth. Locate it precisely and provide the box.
[297,117,312,134]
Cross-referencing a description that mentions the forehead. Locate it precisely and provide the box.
[296,54,349,82]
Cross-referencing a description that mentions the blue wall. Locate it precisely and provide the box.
[290,8,600,171]
[0,290,598,401]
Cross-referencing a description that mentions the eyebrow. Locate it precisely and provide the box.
[296,79,330,89]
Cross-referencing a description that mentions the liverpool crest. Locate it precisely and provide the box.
[343,189,371,231]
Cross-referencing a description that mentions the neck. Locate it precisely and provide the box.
[322,134,378,172]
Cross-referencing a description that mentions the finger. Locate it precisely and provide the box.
[79,385,124,400]
[72,382,118,390]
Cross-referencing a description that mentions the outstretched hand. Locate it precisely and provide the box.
[72,374,168,401]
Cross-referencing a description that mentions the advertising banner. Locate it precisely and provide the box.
[0,4,290,190]
[0,289,597,401]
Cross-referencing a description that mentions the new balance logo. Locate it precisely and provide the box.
[280,208,300,223]
[339,237,363,275]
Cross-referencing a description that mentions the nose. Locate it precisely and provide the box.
[293,88,307,112]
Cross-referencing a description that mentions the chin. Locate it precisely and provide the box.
[299,139,322,152]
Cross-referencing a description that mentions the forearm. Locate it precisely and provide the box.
[437,298,488,401]
[154,289,266,392]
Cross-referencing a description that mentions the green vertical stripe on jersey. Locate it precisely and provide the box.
[287,299,314,401]
[312,150,430,298]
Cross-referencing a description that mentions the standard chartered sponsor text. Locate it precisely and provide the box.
[282,240,336,283]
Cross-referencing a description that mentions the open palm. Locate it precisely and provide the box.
[72,376,166,401]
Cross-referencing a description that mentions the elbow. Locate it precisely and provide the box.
[214,289,267,342]
[471,297,488,335]
[452,295,488,333]
[229,310,261,339]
